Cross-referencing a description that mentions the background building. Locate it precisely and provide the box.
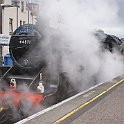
[0,0,39,66]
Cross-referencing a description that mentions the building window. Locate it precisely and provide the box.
[11,0,20,6]
[21,1,24,12]
[20,20,22,26]
[9,18,13,35]
[23,21,26,25]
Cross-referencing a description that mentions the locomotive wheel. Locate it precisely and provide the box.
[18,99,32,118]
[0,107,19,124]
[55,73,68,103]
[0,109,9,124]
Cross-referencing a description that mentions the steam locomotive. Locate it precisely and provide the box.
[0,24,124,123]
[0,24,74,123]
[94,29,123,53]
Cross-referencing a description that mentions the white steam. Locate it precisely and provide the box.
[37,0,124,91]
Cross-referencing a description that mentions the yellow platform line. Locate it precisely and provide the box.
[52,78,124,124]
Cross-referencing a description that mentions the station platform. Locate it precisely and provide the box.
[16,75,124,124]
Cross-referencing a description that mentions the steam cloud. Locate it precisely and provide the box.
[1,0,124,122]
[37,0,124,91]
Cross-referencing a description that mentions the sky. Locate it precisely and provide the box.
[105,0,124,37]
[38,0,124,38]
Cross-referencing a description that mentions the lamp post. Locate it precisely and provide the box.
[17,6,19,28]
[28,9,30,24]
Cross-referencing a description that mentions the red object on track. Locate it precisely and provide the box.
[0,90,44,108]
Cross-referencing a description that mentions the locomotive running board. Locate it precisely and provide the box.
[7,75,35,80]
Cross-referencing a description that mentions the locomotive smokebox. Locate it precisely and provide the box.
[9,24,45,71]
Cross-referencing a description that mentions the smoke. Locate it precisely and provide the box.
[36,0,124,91]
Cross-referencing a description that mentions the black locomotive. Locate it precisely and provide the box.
[8,24,73,103]
[0,24,74,123]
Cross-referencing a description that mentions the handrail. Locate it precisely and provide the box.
[28,68,45,88]
[0,67,12,81]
